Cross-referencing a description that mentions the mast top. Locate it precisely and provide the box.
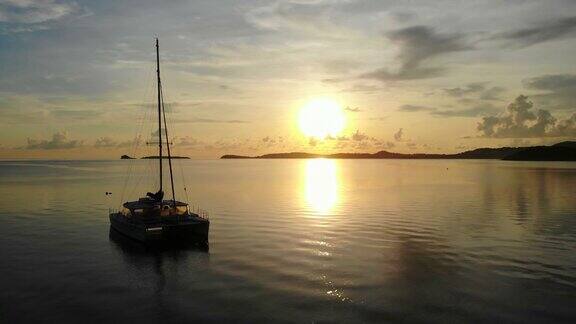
[156,36,163,194]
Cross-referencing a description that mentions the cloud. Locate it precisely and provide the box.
[308,137,318,146]
[443,83,504,101]
[361,26,470,82]
[522,74,576,109]
[304,130,382,150]
[245,1,350,38]
[94,137,116,148]
[394,128,404,141]
[431,104,499,118]
[50,108,103,120]
[177,117,251,124]
[92,135,140,148]
[26,131,83,150]
[398,104,435,112]
[344,106,361,112]
[523,74,576,90]
[399,103,498,118]
[480,86,506,101]
[176,136,202,147]
[324,59,362,75]
[476,95,576,138]
[340,84,380,93]
[406,142,418,150]
[444,83,485,97]
[498,16,576,47]
[351,130,369,141]
[0,0,80,24]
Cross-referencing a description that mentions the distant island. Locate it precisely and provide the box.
[120,155,190,159]
[221,141,576,161]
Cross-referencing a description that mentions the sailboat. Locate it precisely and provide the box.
[109,38,210,245]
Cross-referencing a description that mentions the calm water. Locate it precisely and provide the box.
[0,159,575,323]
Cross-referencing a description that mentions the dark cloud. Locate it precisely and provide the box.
[477,95,576,138]
[479,86,505,101]
[398,104,435,112]
[499,16,576,47]
[260,136,279,147]
[431,104,499,118]
[26,131,83,150]
[305,130,383,150]
[522,73,576,109]
[524,74,576,90]
[394,128,404,141]
[443,83,505,101]
[325,130,375,143]
[444,83,485,97]
[361,26,470,82]
[399,102,498,118]
[0,0,81,24]
[344,106,361,112]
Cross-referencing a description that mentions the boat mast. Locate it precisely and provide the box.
[156,38,163,194]
[161,83,176,206]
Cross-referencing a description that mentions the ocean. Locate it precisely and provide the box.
[0,159,575,323]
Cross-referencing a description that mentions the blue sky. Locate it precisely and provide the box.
[1,0,575,158]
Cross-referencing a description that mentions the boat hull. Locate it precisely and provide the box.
[109,213,209,245]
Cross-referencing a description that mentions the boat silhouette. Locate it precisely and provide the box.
[109,38,210,246]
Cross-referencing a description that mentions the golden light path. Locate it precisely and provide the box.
[303,159,339,213]
[298,98,346,139]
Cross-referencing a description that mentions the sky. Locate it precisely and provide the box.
[0,0,575,159]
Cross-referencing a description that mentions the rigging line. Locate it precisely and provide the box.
[129,156,153,199]
[121,94,148,203]
[120,61,154,205]
[126,65,155,202]
[129,132,156,199]
[123,69,153,198]
[161,83,176,206]
[159,76,190,204]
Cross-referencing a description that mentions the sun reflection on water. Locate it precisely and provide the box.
[303,159,339,213]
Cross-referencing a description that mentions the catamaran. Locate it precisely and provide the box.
[109,38,210,245]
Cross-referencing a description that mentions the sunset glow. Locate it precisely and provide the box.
[304,159,338,213]
[298,98,346,139]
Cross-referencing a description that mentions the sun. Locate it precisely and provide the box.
[298,98,346,138]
